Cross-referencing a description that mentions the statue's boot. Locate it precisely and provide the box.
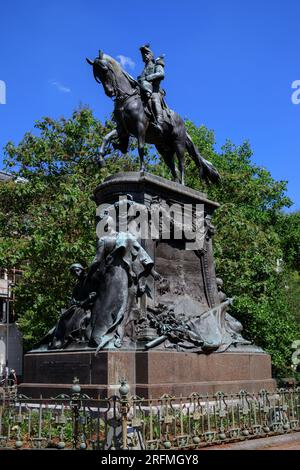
[152,95,164,133]
[152,114,164,133]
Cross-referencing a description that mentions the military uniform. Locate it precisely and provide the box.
[138,45,165,131]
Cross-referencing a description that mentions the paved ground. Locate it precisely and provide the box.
[203,432,300,450]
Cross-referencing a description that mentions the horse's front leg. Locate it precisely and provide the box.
[96,129,118,167]
[137,125,146,172]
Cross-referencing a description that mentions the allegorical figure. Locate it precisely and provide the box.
[137,44,165,132]
[216,277,247,343]
[87,211,159,351]
[49,263,96,349]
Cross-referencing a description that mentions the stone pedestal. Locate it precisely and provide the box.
[135,349,276,397]
[20,173,276,398]
[20,348,276,398]
[20,350,135,397]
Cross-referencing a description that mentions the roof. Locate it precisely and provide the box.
[0,171,12,182]
[0,171,28,184]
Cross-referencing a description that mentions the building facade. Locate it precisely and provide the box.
[0,171,23,378]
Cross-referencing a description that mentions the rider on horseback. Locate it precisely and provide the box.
[137,44,165,133]
[87,48,220,185]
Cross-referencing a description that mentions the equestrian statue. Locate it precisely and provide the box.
[86,44,220,185]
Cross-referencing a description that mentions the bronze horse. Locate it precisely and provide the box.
[86,51,220,185]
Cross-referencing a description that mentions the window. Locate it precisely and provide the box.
[0,269,6,280]
[0,299,6,322]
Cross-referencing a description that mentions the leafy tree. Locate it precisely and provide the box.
[276,211,300,272]
[275,210,300,355]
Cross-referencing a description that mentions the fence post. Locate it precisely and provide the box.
[70,377,82,449]
[119,379,129,450]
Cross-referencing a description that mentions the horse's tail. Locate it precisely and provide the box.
[185,133,221,184]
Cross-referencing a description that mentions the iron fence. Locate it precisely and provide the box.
[128,388,300,449]
[0,382,299,450]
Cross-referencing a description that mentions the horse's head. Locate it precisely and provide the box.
[86,50,138,99]
[86,51,116,97]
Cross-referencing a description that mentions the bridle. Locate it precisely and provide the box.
[94,60,140,108]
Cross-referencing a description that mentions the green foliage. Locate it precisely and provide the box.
[283,270,300,324]
[0,109,299,378]
[276,211,300,271]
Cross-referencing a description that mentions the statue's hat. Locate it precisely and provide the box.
[139,43,152,54]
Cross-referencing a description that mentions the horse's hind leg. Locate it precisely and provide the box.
[161,149,180,183]
[174,141,186,185]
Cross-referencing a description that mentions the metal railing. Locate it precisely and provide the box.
[127,388,300,449]
[0,381,299,450]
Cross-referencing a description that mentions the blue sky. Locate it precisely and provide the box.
[1,0,300,209]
